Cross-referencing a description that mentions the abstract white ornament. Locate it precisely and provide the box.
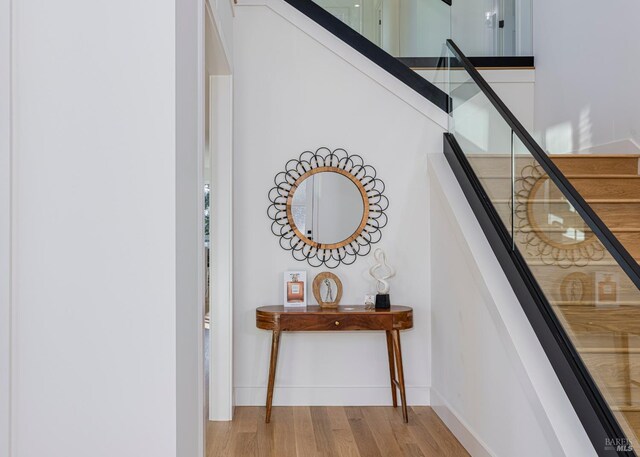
[368,248,396,294]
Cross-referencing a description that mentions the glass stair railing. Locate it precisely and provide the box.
[308,0,531,58]
[442,39,640,456]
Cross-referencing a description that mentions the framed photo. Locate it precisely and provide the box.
[283,271,307,307]
[595,271,619,306]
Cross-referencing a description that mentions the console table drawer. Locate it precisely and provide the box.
[279,313,393,331]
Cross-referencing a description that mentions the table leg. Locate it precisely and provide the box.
[391,329,408,423]
[385,331,398,408]
[265,329,281,423]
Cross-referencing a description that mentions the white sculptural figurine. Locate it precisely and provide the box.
[368,248,396,295]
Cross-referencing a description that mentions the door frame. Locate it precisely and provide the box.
[208,74,234,421]
[205,0,234,422]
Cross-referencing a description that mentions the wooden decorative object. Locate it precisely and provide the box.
[312,272,343,308]
[560,272,594,304]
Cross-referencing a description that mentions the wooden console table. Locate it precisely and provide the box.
[256,305,413,423]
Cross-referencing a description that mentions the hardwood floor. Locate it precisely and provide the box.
[207,406,470,457]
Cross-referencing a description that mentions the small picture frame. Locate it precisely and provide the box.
[312,272,343,309]
[284,271,307,307]
[595,271,619,306]
[364,294,376,310]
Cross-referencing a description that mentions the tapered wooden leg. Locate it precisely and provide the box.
[385,331,398,407]
[265,330,281,423]
[391,329,408,423]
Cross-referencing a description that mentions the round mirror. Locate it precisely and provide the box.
[289,170,366,246]
[268,148,388,268]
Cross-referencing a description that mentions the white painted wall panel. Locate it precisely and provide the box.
[1,0,11,453]
[233,4,445,406]
[9,1,200,455]
[533,0,640,153]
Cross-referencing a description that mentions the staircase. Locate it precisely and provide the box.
[553,155,640,260]
[552,154,640,445]
[468,153,640,447]
[258,0,640,452]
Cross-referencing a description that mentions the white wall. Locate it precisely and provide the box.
[1,0,11,453]
[398,0,449,57]
[176,0,206,455]
[233,3,445,406]
[428,154,596,457]
[9,1,202,456]
[451,0,532,57]
[451,0,496,56]
[533,0,640,154]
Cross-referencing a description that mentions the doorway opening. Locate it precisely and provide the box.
[204,0,234,430]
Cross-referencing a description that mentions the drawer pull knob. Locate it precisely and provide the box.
[335,321,340,326]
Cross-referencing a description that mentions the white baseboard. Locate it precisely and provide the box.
[234,385,430,406]
[430,388,496,457]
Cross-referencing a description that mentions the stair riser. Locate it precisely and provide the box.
[532,267,640,305]
[480,176,640,201]
[589,203,640,230]
[467,153,640,176]
[572,178,640,200]
[615,411,640,445]
[556,306,640,338]
[494,201,640,232]
[553,157,640,176]
[467,155,640,176]
[616,233,640,258]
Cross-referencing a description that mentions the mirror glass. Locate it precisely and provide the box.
[529,178,591,246]
[291,171,365,245]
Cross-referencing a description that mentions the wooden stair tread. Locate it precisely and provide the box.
[549,154,640,159]
[490,198,640,203]
[577,348,640,354]
[517,227,640,233]
[555,301,640,306]
[466,154,640,158]
[526,260,640,266]
[612,406,640,412]
[477,174,640,179]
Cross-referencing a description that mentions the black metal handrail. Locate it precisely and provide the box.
[446,39,640,291]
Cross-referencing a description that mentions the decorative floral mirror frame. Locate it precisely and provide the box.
[514,162,605,268]
[267,147,388,268]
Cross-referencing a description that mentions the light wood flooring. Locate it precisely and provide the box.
[207,406,470,457]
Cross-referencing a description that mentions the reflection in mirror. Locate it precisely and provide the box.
[529,178,590,246]
[291,171,365,245]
